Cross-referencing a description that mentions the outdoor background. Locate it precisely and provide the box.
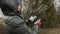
[21,0,60,34]
[0,0,60,34]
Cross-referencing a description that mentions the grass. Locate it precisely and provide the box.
[38,26,60,34]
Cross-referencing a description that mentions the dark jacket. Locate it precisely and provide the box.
[0,0,38,34]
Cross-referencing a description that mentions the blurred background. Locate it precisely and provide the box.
[0,0,60,34]
[21,0,60,34]
[21,0,60,27]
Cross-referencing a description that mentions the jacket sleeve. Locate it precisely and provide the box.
[26,19,32,25]
[5,16,38,34]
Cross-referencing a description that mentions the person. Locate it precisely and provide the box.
[0,0,41,34]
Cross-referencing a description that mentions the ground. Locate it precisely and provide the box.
[38,25,60,34]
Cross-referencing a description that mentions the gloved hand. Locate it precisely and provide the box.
[34,19,41,28]
[29,16,37,22]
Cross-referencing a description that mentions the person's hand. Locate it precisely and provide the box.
[29,16,37,22]
[34,19,41,28]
